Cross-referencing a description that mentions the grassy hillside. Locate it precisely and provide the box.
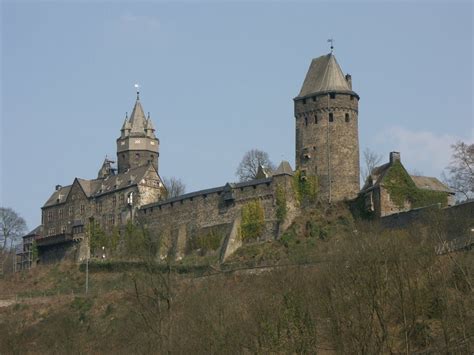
[1,204,472,354]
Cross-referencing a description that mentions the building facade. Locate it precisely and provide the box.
[38,95,165,262]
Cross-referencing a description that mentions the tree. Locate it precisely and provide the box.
[163,177,186,199]
[443,141,474,201]
[361,148,383,183]
[0,207,27,250]
[235,149,275,182]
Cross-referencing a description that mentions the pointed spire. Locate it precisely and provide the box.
[129,97,147,134]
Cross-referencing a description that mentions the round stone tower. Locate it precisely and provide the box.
[294,53,360,202]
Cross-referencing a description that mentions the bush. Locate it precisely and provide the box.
[293,170,318,204]
[241,200,265,241]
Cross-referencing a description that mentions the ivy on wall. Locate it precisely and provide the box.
[293,170,318,204]
[189,230,222,254]
[241,199,265,241]
[383,161,448,209]
[275,186,288,223]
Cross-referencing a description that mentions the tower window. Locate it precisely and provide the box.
[302,98,306,105]
[350,95,354,101]
[329,93,336,99]
[314,115,318,124]
[122,154,125,159]
[329,113,334,122]
[345,113,350,122]
[304,117,308,126]
[312,96,316,102]
[135,153,140,159]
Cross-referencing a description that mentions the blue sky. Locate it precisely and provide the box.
[1,1,473,231]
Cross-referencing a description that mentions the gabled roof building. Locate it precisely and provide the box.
[38,93,165,263]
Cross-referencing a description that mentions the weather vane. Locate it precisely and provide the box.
[134,83,140,100]
[327,38,334,53]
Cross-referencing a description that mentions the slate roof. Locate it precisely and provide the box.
[24,225,42,237]
[411,176,453,193]
[297,53,354,98]
[42,165,159,208]
[273,161,294,176]
[129,98,148,134]
[43,185,72,208]
[360,161,453,194]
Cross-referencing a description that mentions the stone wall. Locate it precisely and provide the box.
[294,92,360,202]
[139,174,296,260]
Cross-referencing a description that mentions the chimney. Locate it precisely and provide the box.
[390,152,401,164]
[55,185,62,191]
[345,74,352,89]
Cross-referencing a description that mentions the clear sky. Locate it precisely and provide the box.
[1,1,473,231]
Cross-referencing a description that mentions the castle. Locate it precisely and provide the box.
[19,51,455,265]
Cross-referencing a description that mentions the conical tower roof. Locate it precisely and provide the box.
[129,98,147,134]
[297,53,353,98]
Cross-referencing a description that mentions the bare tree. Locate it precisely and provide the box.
[163,177,186,199]
[236,149,275,182]
[443,141,474,201]
[0,207,27,250]
[361,148,383,183]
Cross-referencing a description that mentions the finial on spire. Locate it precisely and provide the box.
[125,112,128,119]
[147,112,150,119]
[327,38,334,53]
[134,83,140,100]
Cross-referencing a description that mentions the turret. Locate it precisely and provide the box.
[116,91,160,173]
[294,52,360,202]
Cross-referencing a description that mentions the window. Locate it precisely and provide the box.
[112,195,117,208]
[97,202,103,213]
[48,210,54,222]
[329,113,334,122]
[59,209,64,219]
[69,206,73,216]
[80,204,85,215]
[345,113,350,122]
[330,93,336,99]
[304,117,308,126]
[350,95,354,101]
[314,115,318,124]
[120,193,125,206]
[302,98,306,104]
[135,153,140,159]
[312,96,316,102]
[49,227,55,236]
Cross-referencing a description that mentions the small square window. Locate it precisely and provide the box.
[329,93,336,99]
[350,95,354,101]
[302,98,306,105]
[312,96,316,102]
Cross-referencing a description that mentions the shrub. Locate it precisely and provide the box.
[241,200,265,241]
[293,170,318,204]
[275,186,288,222]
